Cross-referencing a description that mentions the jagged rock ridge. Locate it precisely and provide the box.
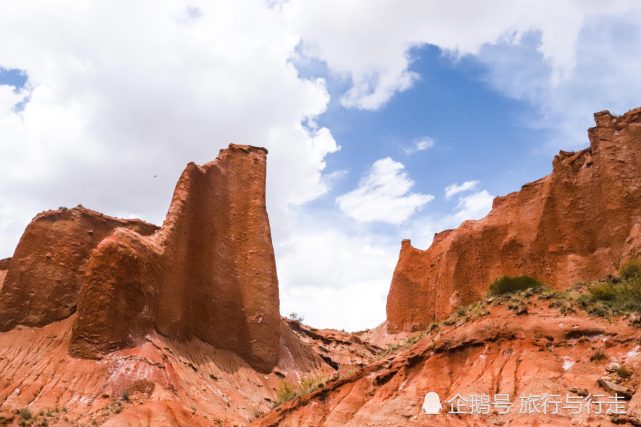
[387,107,641,333]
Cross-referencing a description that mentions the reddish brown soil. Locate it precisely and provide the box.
[0,315,328,426]
[256,294,641,426]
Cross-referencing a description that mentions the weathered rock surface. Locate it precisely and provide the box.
[0,144,287,374]
[256,295,641,426]
[0,208,157,331]
[387,107,641,332]
[285,318,383,373]
[0,315,326,426]
[0,144,340,425]
[69,144,282,372]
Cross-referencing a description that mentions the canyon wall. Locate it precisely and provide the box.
[387,107,641,333]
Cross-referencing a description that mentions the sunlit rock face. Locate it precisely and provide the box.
[0,144,282,373]
[387,107,641,332]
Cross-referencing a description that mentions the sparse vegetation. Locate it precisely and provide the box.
[19,409,32,421]
[616,365,633,379]
[377,333,425,359]
[251,406,264,419]
[12,407,69,427]
[121,391,130,402]
[589,348,608,362]
[299,373,330,395]
[489,275,544,296]
[620,258,641,280]
[577,268,641,316]
[274,372,330,406]
[17,408,33,427]
[288,312,304,323]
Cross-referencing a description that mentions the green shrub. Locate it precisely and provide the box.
[583,274,641,315]
[588,282,617,301]
[489,275,543,296]
[620,258,641,280]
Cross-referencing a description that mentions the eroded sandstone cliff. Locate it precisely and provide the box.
[387,107,641,333]
[0,208,157,331]
[0,144,283,373]
[0,144,341,425]
[70,144,282,372]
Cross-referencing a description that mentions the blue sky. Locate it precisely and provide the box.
[0,68,27,88]
[2,1,641,331]
[309,43,552,219]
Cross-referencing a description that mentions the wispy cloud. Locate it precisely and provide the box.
[403,136,435,155]
[444,180,479,199]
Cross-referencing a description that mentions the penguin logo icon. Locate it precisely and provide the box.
[422,392,443,415]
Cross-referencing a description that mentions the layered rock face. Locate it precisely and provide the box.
[0,144,282,372]
[257,296,641,427]
[387,107,641,333]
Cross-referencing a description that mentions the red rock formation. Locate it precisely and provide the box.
[256,295,641,426]
[0,144,285,373]
[0,208,157,331]
[70,144,282,372]
[0,258,9,291]
[0,315,327,426]
[387,107,641,332]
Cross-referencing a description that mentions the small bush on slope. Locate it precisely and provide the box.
[620,258,641,280]
[274,372,330,406]
[489,275,544,296]
[579,272,641,316]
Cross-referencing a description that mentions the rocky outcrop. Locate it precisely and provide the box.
[0,144,283,373]
[0,208,157,331]
[0,315,327,426]
[387,107,641,332]
[256,294,641,426]
[70,144,282,372]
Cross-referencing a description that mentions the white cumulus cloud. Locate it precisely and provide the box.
[282,0,641,110]
[454,190,494,221]
[336,158,434,224]
[0,0,337,257]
